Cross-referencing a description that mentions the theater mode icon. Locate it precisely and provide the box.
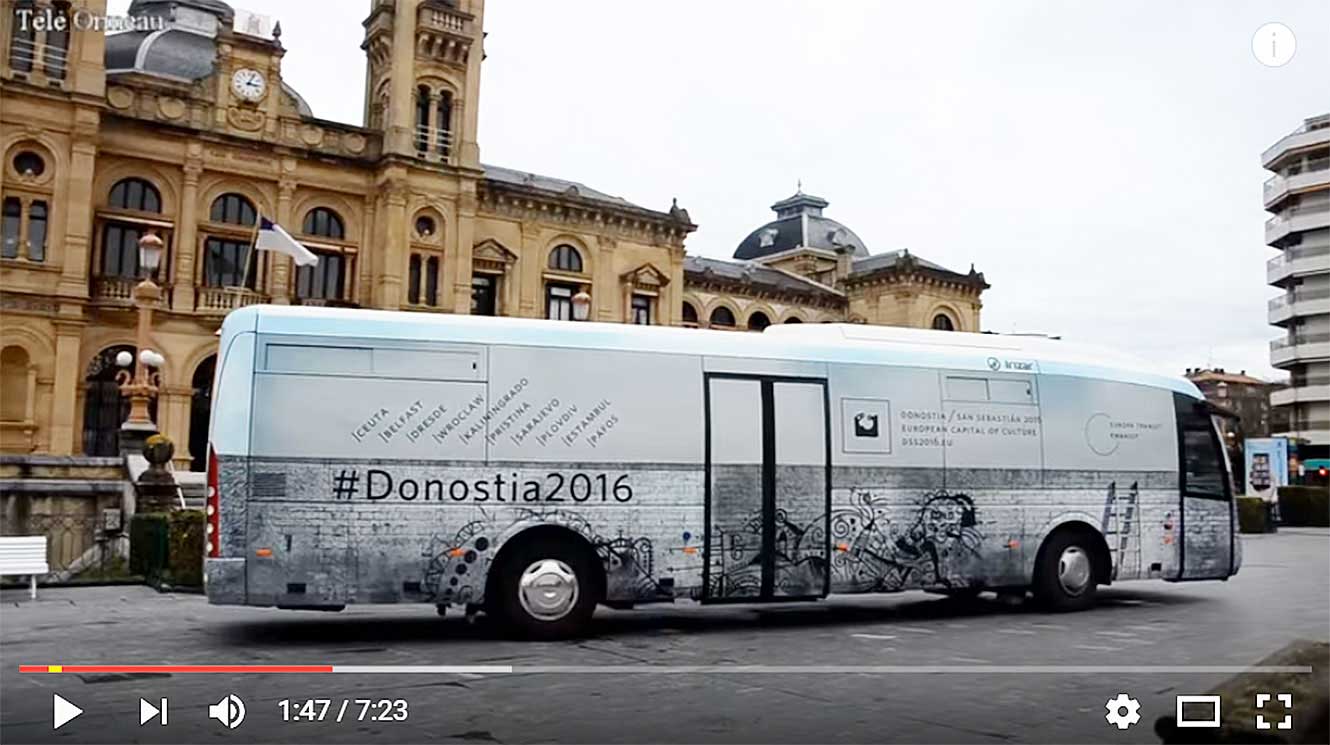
[1175,695,1221,728]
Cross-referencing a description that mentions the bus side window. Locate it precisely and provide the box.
[1177,402,1227,500]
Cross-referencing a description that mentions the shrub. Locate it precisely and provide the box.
[1278,486,1330,527]
[129,513,169,581]
[167,510,205,588]
[1236,497,1269,534]
[129,510,204,589]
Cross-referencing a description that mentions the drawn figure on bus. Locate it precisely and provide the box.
[829,490,983,591]
[422,509,663,604]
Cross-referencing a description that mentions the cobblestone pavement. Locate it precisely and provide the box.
[2,528,1326,744]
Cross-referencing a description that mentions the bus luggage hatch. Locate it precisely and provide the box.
[704,375,831,602]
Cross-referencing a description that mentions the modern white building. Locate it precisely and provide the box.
[1264,113,1330,459]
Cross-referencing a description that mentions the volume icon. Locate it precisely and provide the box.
[208,694,246,729]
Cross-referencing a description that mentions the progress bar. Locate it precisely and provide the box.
[19,664,1314,675]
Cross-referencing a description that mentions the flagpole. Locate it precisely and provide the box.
[240,215,261,291]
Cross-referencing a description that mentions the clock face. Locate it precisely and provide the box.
[231,68,266,102]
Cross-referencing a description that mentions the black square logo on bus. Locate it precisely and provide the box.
[841,398,891,454]
[854,413,879,438]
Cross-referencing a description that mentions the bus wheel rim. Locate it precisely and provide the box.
[1057,546,1092,596]
[518,558,579,621]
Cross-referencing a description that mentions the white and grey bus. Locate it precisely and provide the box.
[205,306,1239,638]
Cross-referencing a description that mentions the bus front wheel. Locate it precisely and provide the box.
[1033,531,1100,612]
[490,536,599,640]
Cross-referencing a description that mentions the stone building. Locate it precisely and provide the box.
[0,0,986,470]
[682,191,987,330]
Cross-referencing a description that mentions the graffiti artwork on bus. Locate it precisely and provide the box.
[830,490,985,591]
[421,508,662,604]
[707,490,986,597]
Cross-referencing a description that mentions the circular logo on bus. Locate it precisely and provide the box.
[986,357,1001,371]
[1085,413,1119,456]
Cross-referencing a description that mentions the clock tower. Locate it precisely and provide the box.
[362,0,484,167]
[211,8,286,139]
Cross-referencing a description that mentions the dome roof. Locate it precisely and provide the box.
[105,29,219,80]
[734,191,869,260]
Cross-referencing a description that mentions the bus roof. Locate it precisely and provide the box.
[220,305,1202,398]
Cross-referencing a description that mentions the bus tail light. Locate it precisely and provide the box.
[206,445,221,558]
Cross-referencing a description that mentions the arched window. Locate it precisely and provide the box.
[204,193,259,288]
[1,198,20,259]
[931,313,956,331]
[294,207,352,305]
[108,178,162,213]
[188,356,216,472]
[0,345,31,422]
[784,316,803,324]
[709,306,736,328]
[681,302,698,327]
[415,85,431,153]
[26,201,46,262]
[209,193,257,226]
[747,312,771,331]
[436,91,453,157]
[8,2,35,73]
[302,207,344,239]
[82,345,156,456]
[548,244,583,273]
[43,4,69,80]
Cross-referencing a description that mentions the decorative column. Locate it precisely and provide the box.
[47,321,84,455]
[376,184,409,308]
[595,235,616,321]
[449,191,477,313]
[172,158,202,312]
[57,130,98,298]
[270,175,297,303]
[519,221,542,318]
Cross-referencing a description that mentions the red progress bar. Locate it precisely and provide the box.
[20,665,333,674]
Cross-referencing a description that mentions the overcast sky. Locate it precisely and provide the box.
[111,1,1330,379]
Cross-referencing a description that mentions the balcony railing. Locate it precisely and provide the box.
[414,126,453,159]
[90,276,170,308]
[1271,332,1330,351]
[195,286,267,315]
[1268,242,1330,272]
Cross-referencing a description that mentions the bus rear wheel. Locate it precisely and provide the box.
[491,537,599,640]
[1033,531,1100,612]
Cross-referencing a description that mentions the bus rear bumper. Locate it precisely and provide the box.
[204,557,247,605]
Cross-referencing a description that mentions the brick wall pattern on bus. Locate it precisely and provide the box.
[217,457,1209,607]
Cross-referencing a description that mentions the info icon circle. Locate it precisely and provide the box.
[1252,23,1296,67]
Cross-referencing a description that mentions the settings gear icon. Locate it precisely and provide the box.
[1105,693,1142,729]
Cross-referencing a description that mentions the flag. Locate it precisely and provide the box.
[255,216,318,266]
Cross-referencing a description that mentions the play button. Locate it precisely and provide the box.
[53,694,83,730]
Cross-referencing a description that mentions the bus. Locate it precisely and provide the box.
[204,305,1239,638]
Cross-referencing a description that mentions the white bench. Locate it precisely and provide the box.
[0,536,49,599]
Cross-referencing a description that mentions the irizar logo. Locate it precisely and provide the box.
[987,357,1034,372]
[853,413,879,438]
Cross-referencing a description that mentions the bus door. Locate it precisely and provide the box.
[1174,394,1235,580]
[703,374,831,602]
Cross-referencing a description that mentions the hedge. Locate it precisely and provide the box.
[1278,486,1330,527]
[1236,497,1271,534]
[129,510,205,589]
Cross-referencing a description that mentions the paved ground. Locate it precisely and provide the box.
[2,529,1327,744]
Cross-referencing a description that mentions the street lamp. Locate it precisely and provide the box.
[117,231,165,446]
[571,286,592,321]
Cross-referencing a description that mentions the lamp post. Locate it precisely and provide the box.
[117,231,166,452]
